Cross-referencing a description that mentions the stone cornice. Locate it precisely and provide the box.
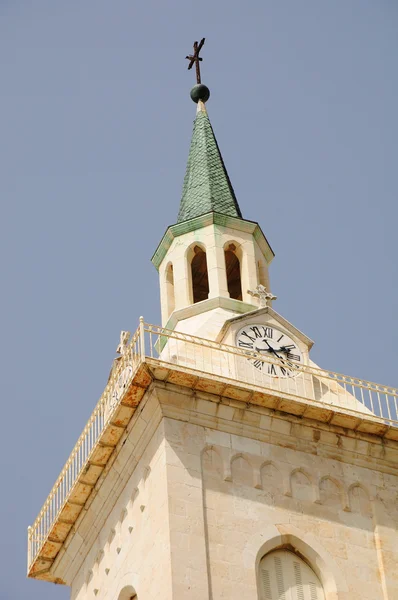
[151,211,275,270]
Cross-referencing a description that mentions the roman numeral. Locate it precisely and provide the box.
[268,364,277,376]
[253,360,263,370]
[279,366,289,377]
[238,340,254,349]
[263,327,273,339]
[277,334,284,343]
[250,326,263,339]
[241,331,256,343]
[287,352,300,361]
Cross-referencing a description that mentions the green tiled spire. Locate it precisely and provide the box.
[177,104,243,223]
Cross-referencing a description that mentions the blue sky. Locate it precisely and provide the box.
[1,1,397,598]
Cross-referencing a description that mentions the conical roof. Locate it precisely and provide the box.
[177,103,243,223]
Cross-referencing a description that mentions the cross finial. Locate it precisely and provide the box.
[186,38,205,84]
[247,285,277,308]
[116,331,131,356]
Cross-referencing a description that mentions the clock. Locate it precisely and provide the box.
[235,324,302,377]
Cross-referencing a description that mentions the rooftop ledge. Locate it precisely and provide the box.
[27,319,398,582]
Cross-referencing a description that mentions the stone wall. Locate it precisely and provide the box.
[70,383,398,600]
[69,391,173,600]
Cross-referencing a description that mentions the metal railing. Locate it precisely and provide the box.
[28,319,398,572]
[27,323,143,571]
[144,324,398,423]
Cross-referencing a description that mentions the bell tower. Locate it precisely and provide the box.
[153,83,274,340]
[28,40,398,600]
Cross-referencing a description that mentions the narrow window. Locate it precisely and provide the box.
[259,550,325,600]
[165,263,175,317]
[191,246,209,303]
[225,244,242,300]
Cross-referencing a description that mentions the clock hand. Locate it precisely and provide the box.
[260,339,276,351]
[258,341,284,361]
[269,348,284,360]
[254,340,284,358]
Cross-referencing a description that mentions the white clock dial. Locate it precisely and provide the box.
[235,324,302,377]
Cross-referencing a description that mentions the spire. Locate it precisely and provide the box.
[177,92,243,223]
[178,39,242,223]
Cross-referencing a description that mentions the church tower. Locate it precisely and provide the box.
[152,84,274,340]
[28,41,398,600]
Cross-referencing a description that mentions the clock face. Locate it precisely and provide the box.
[235,324,302,377]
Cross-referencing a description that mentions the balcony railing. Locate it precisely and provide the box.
[28,318,398,574]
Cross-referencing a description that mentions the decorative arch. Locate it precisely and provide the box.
[243,524,348,599]
[288,468,315,502]
[259,461,283,493]
[347,483,372,517]
[230,452,255,487]
[224,241,243,300]
[318,476,347,509]
[164,262,175,318]
[187,243,209,303]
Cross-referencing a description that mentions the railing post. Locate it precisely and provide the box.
[27,526,32,572]
[139,316,145,361]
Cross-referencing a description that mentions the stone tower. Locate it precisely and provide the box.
[28,70,398,600]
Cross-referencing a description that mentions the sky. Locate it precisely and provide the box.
[0,1,397,598]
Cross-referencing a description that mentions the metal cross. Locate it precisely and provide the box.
[247,285,277,308]
[186,38,205,84]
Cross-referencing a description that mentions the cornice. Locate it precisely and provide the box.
[151,211,274,270]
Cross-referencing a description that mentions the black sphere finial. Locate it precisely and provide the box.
[190,83,211,104]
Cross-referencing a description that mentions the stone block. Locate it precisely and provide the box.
[230,433,261,455]
[271,417,291,436]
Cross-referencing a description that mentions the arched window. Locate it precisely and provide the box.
[259,549,325,600]
[191,245,209,303]
[224,243,242,300]
[165,263,175,317]
[117,585,137,600]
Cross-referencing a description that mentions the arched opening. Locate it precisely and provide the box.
[224,243,242,300]
[253,528,345,598]
[259,549,325,600]
[165,262,175,317]
[191,245,209,303]
[118,585,137,600]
